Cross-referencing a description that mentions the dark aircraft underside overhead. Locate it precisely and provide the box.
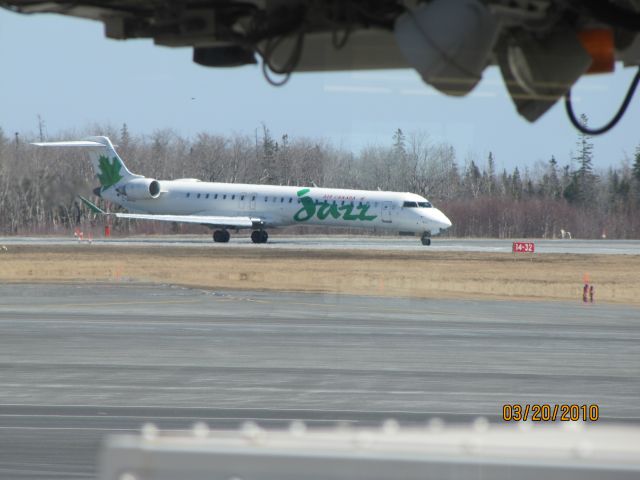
[3,0,640,128]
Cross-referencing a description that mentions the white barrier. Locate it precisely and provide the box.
[99,422,640,480]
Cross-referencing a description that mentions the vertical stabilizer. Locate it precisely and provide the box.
[83,136,138,192]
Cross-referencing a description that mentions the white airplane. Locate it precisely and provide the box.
[34,136,452,245]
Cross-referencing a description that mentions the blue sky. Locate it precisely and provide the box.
[1,8,639,172]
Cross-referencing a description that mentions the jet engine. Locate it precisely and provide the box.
[122,178,162,200]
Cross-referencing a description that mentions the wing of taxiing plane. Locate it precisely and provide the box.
[78,196,259,229]
[114,212,256,229]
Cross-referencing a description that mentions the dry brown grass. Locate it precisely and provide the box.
[1,245,639,305]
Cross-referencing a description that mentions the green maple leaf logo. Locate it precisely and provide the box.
[97,155,123,190]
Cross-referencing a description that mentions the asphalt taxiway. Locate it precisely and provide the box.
[2,235,640,254]
[1,283,639,479]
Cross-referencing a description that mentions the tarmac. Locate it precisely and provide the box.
[1,282,639,479]
[2,235,640,254]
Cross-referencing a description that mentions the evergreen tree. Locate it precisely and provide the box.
[260,123,276,183]
[465,160,482,197]
[485,152,497,195]
[500,169,510,196]
[609,168,631,205]
[563,176,580,203]
[511,167,523,199]
[525,178,535,197]
[392,128,406,157]
[572,113,597,203]
[630,144,640,205]
[277,133,291,184]
[391,129,408,190]
[547,156,561,198]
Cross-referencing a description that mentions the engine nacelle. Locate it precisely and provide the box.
[122,178,161,200]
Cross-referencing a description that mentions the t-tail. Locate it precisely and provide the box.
[32,136,139,196]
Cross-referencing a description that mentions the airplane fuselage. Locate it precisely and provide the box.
[106,180,452,236]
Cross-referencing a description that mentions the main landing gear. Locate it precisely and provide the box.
[213,229,268,244]
[251,230,268,244]
[421,232,431,246]
[213,229,230,243]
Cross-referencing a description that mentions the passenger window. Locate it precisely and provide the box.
[232,194,235,200]
[197,193,201,199]
[280,197,284,203]
[186,193,190,198]
[252,196,256,201]
[205,194,210,199]
[289,198,292,203]
[214,194,218,199]
[223,194,227,200]
[265,196,268,202]
[240,195,244,200]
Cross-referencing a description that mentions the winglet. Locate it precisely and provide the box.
[78,195,106,214]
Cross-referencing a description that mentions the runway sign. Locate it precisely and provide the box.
[513,241,535,253]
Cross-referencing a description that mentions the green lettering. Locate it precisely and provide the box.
[317,202,341,220]
[357,205,377,221]
[339,204,359,221]
[293,188,316,222]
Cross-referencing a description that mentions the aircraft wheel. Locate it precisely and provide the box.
[213,230,230,243]
[251,230,268,244]
[421,233,431,246]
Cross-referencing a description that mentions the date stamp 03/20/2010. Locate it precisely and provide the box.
[502,404,600,422]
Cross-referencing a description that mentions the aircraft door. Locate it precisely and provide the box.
[249,193,257,211]
[381,201,393,223]
[240,192,248,211]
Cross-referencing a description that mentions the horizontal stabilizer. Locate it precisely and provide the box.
[32,140,106,148]
[114,213,256,229]
[33,136,137,189]
[78,195,106,214]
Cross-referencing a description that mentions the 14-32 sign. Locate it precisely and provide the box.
[512,241,535,253]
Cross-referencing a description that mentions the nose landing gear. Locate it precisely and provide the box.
[251,230,268,244]
[421,232,431,246]
[213,229,230,243]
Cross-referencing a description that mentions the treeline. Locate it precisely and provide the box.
[1,120,640,238]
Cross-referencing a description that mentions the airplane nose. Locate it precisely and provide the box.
[428,209,452,231]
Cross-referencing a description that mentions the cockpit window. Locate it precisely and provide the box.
[418,202,433,208]
[403,201,418,208]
